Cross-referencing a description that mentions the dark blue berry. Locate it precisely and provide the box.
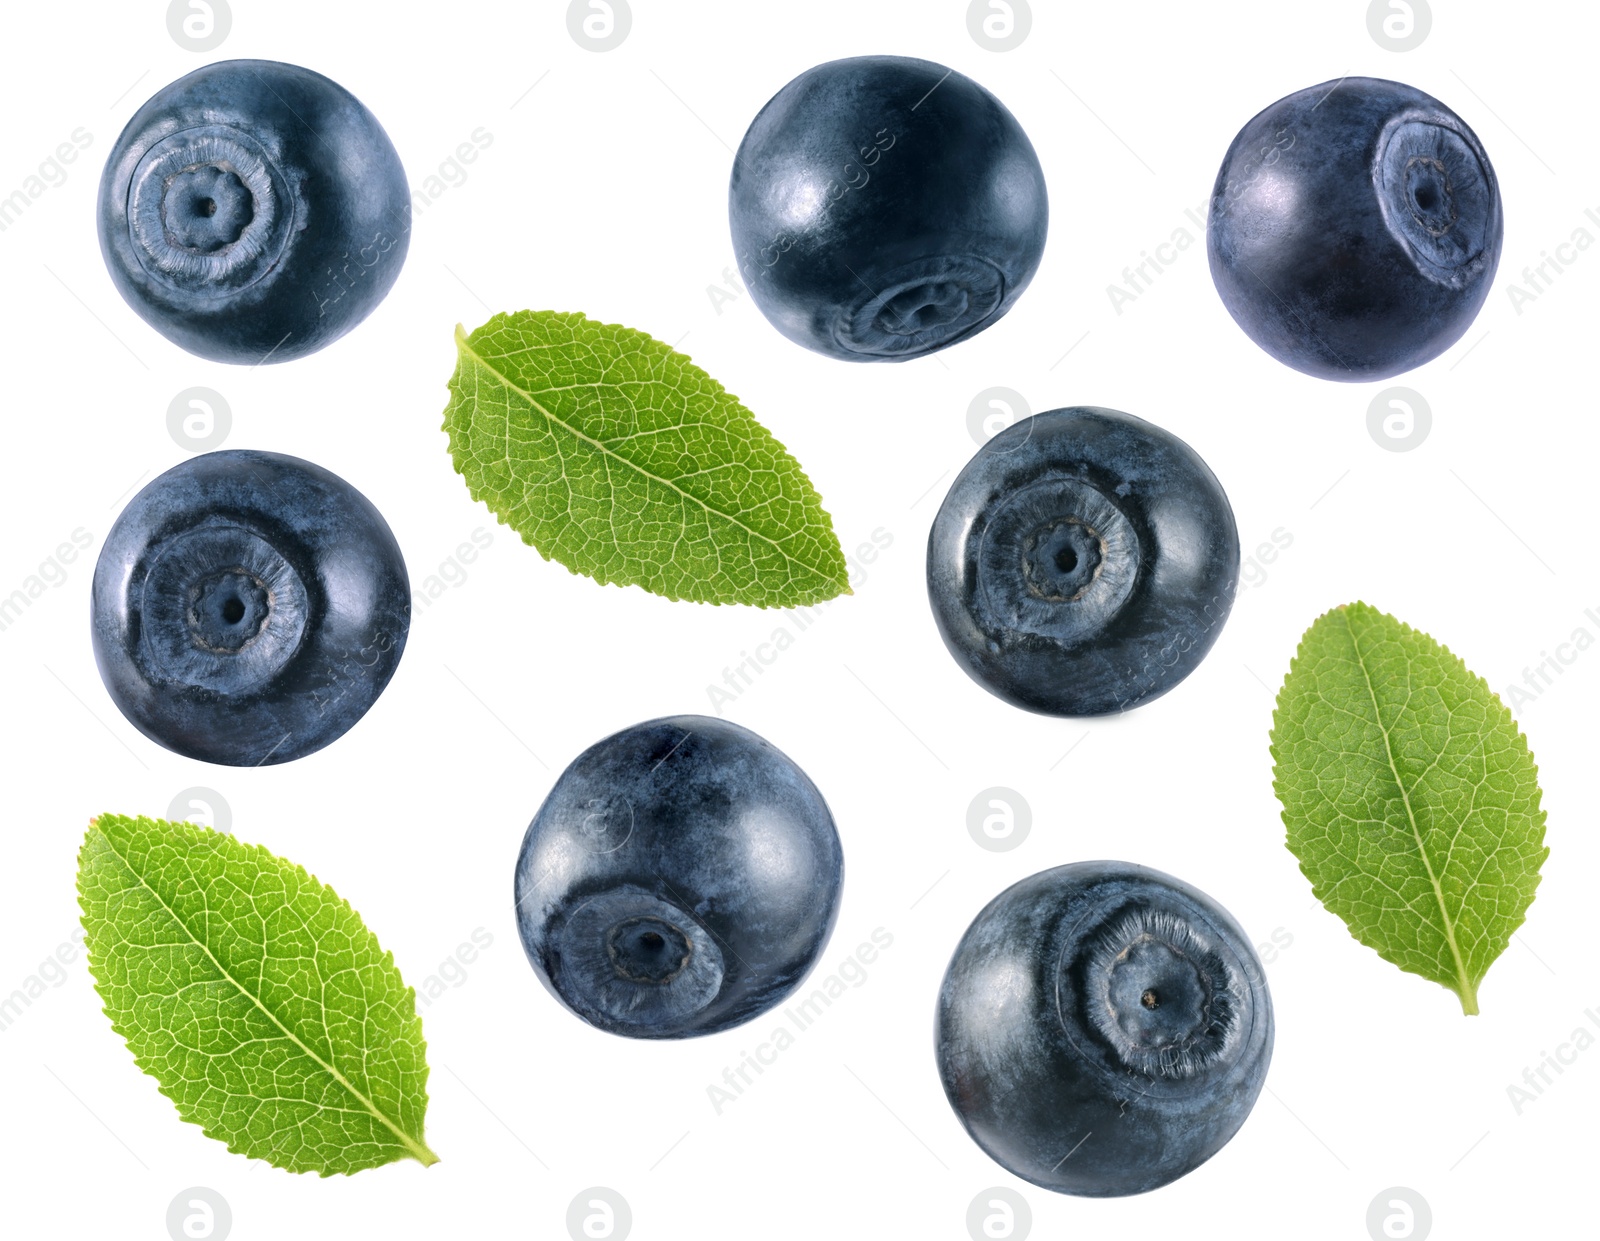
[91,450,409,765]
[98,60,410,364]
[1208,77,1502,381]
[936,861,1274,1196]
[927,408,1238,716]
[515,716,843,1039]
[729,55,1047,362]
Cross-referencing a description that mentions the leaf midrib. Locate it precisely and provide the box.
[453,325,838,590]
[1338,610,1477,1012]
[90,824,438,1167]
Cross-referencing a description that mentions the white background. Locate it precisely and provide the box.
[0,2,1593,1238]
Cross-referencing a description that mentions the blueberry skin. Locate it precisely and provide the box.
[92,450,410,766]
[98,59,410,364]
[729,55,1047,362]
[515,716,844,1039]
[937,861,1274,1197]
[927,408,1239,716]
[1208,77,1502,381]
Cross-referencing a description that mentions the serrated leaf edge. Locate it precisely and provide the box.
[77,814,440,1175]
[444,311,852,608]
[1268,602,1548,1016]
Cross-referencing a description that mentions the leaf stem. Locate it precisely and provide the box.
[411,1141,442,1167]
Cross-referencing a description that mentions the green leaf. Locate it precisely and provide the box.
[1270,603,1548,1015]
[77,814,438,1175]
[443,311,851,607]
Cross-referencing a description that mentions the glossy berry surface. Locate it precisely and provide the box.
[515,716,843,1039]
[927,407,1238,716]
[98,59,410,364]
[937,861,1274,1197]
[729,55,1047,362]
[1208,77,1502,381]
[92,450,409,766]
